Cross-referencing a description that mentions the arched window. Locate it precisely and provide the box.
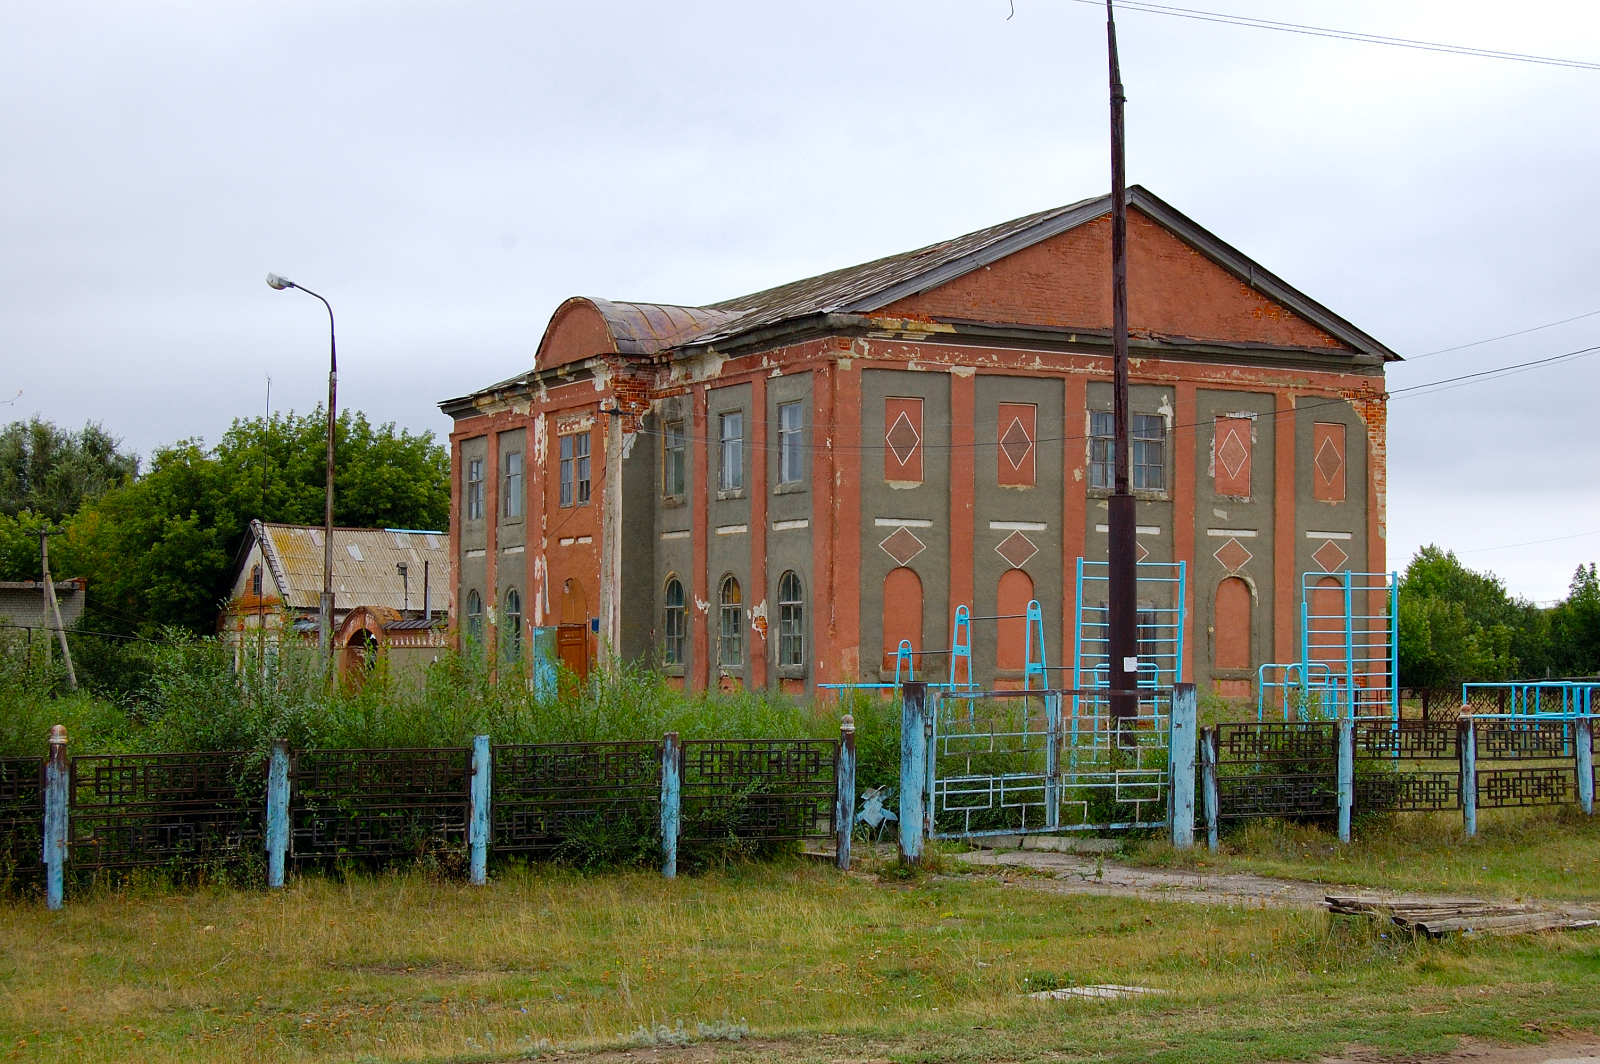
[663,577,686,666]
[466,589,484,645]
[996,568,1035,671]
[503,588,523,663]
[1214,577,1252,670]
[719,576,743,668]
[251,564,263,597]
[778,571,804,668]
[882,567,923,671]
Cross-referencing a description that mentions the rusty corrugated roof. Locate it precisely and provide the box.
[255,521,451,612]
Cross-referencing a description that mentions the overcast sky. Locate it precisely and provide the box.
[3,1,1598,602]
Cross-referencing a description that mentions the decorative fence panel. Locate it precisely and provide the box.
[0,758,42,878]
[1353,720,1461,812]
[289,747,471,860]
[68,752,263,870]
[680,740,836,843]
[491,741,660,856]
[1475,721,1576,809]
[1214,722,1337,820]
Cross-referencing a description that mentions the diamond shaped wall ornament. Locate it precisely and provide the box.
[1217,430,1249,480]
[879,526,927,566]
[1315,436,1344,484]
[1000,417,1034,469]
[1213,537,1252,573]
[1312,538,1350,573]
[886,412,921,464]
[995,530,1039,569]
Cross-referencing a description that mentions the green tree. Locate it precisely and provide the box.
[44,409,447,636]
[0,416,139,521]
[1397,546,1521,688]
[1546,564,1600,677]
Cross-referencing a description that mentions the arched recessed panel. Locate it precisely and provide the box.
[882,567,924,672]
[561,578,588,625]
[996,569,1035,671]
[1214,577,1251,671]
[1309,576,1346,670]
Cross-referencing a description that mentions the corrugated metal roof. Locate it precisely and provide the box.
[255,521,451,612]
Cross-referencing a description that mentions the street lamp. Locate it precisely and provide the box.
[266,272,338,659]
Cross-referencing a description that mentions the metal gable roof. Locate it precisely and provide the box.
[245,521,451,613]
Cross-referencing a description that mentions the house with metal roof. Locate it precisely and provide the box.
[440,187,1395,698]
[220,519,451,677]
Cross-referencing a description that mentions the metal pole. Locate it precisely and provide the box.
[43,725,68,911]
[1336,716,1354,844]
[1169,682,1196,848]
[898,682,927,867]
[1461,716,1478,838]
[469,735,491,885]
[1105,0,1139,734]
[835,715,857,870]
[1576,715,1593,816]
[1200,725,1219,851]
[265,739,289,888]
[660,732,681,878]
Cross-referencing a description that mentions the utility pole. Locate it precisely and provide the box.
[37,529,77,691]
[1106,0,1138,734]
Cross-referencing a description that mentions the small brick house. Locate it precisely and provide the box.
[439,187,1395,696]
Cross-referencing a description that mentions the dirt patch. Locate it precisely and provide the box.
[1314,1037,1600,1064]
[952,847,1353,907]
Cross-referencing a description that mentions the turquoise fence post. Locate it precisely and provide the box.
[1576,715,1593,816]
[469,735,491,886]
[1461,716,1478,838]
[265,739,289,888]
[1169,683,1196,848]
[1336,715,1354,844]
[661,732,681,878]
[898,682,927,867]
[43,725,68,912]
[1200,725,1219,851]
[835,715,856,871]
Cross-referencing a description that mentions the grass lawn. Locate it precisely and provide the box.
[2,857,1598,1063]
[1129,805,1600,902]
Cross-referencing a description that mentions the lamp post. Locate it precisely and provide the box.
[266,272,337,658]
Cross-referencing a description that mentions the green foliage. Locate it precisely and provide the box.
[0,408,449,641]
[1398,546,1526,687]
[1545,563,1600,676]
[0,417,138,522]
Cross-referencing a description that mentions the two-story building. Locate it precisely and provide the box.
[439,187,1394,696]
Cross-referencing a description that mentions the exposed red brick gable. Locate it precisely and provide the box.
[881,209,1346,351]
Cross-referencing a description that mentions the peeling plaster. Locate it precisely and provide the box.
[695,596,710,614]
[750,599,768,638]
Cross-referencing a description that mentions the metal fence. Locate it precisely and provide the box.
[12,730,845,908]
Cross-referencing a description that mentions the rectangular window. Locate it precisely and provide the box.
[997,402,1037,487]
[1132,414,1165,491]
[778,402,803,485]
[663,420,686,497]
[575,432,591,505]
[1088,411,1114,490]
[884,396,924,485]
[503,452,523,517]
[559,435,573,507]
[1213,416,1253,498]
[466,458,484,520]
[719,412,743,491]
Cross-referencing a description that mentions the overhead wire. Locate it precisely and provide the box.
[1059,0,1600,71]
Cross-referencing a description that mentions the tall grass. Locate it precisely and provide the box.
[0,629,903,786]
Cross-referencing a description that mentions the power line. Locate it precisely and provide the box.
[1061,0,1600,71]
[1407,308,1600,361]
[1459,529,1600,555]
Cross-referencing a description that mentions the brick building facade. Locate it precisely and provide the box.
[439,188,1395,696]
